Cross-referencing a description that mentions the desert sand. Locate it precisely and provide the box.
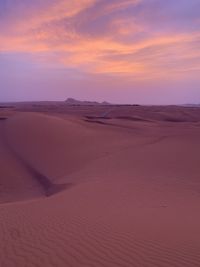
[0,103,200,266]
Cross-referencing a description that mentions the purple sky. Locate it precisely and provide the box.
[0,0,200,104]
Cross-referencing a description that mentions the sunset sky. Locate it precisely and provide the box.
[0,0,200,104]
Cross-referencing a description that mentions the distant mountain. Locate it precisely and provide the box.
[101,101,111,105]
[181,104,200,107]
[65,98,111,105]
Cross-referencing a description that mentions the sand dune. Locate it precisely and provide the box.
[4,113,138,183]
[1,106,200,266]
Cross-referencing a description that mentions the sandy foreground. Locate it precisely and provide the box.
[0,104,200,266]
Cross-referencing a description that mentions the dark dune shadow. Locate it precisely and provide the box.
[22,162,73,197]
[85,115,111,120]
[0,106,14,109]
[115,116,150,122]
[85,115,151,122]
[84,119,108,125]
[163,117,188,122]
[2,126,72,198]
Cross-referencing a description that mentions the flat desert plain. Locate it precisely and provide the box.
[1,103,200,267]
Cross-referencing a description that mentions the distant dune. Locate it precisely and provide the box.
[0,105,200,266]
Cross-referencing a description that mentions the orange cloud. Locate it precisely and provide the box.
[0,0,199,81]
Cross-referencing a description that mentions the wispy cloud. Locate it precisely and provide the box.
[0,0,200,79]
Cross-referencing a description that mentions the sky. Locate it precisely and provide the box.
[0,0,200,104]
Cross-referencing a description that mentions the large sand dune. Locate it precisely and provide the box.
[0,106,200,266]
